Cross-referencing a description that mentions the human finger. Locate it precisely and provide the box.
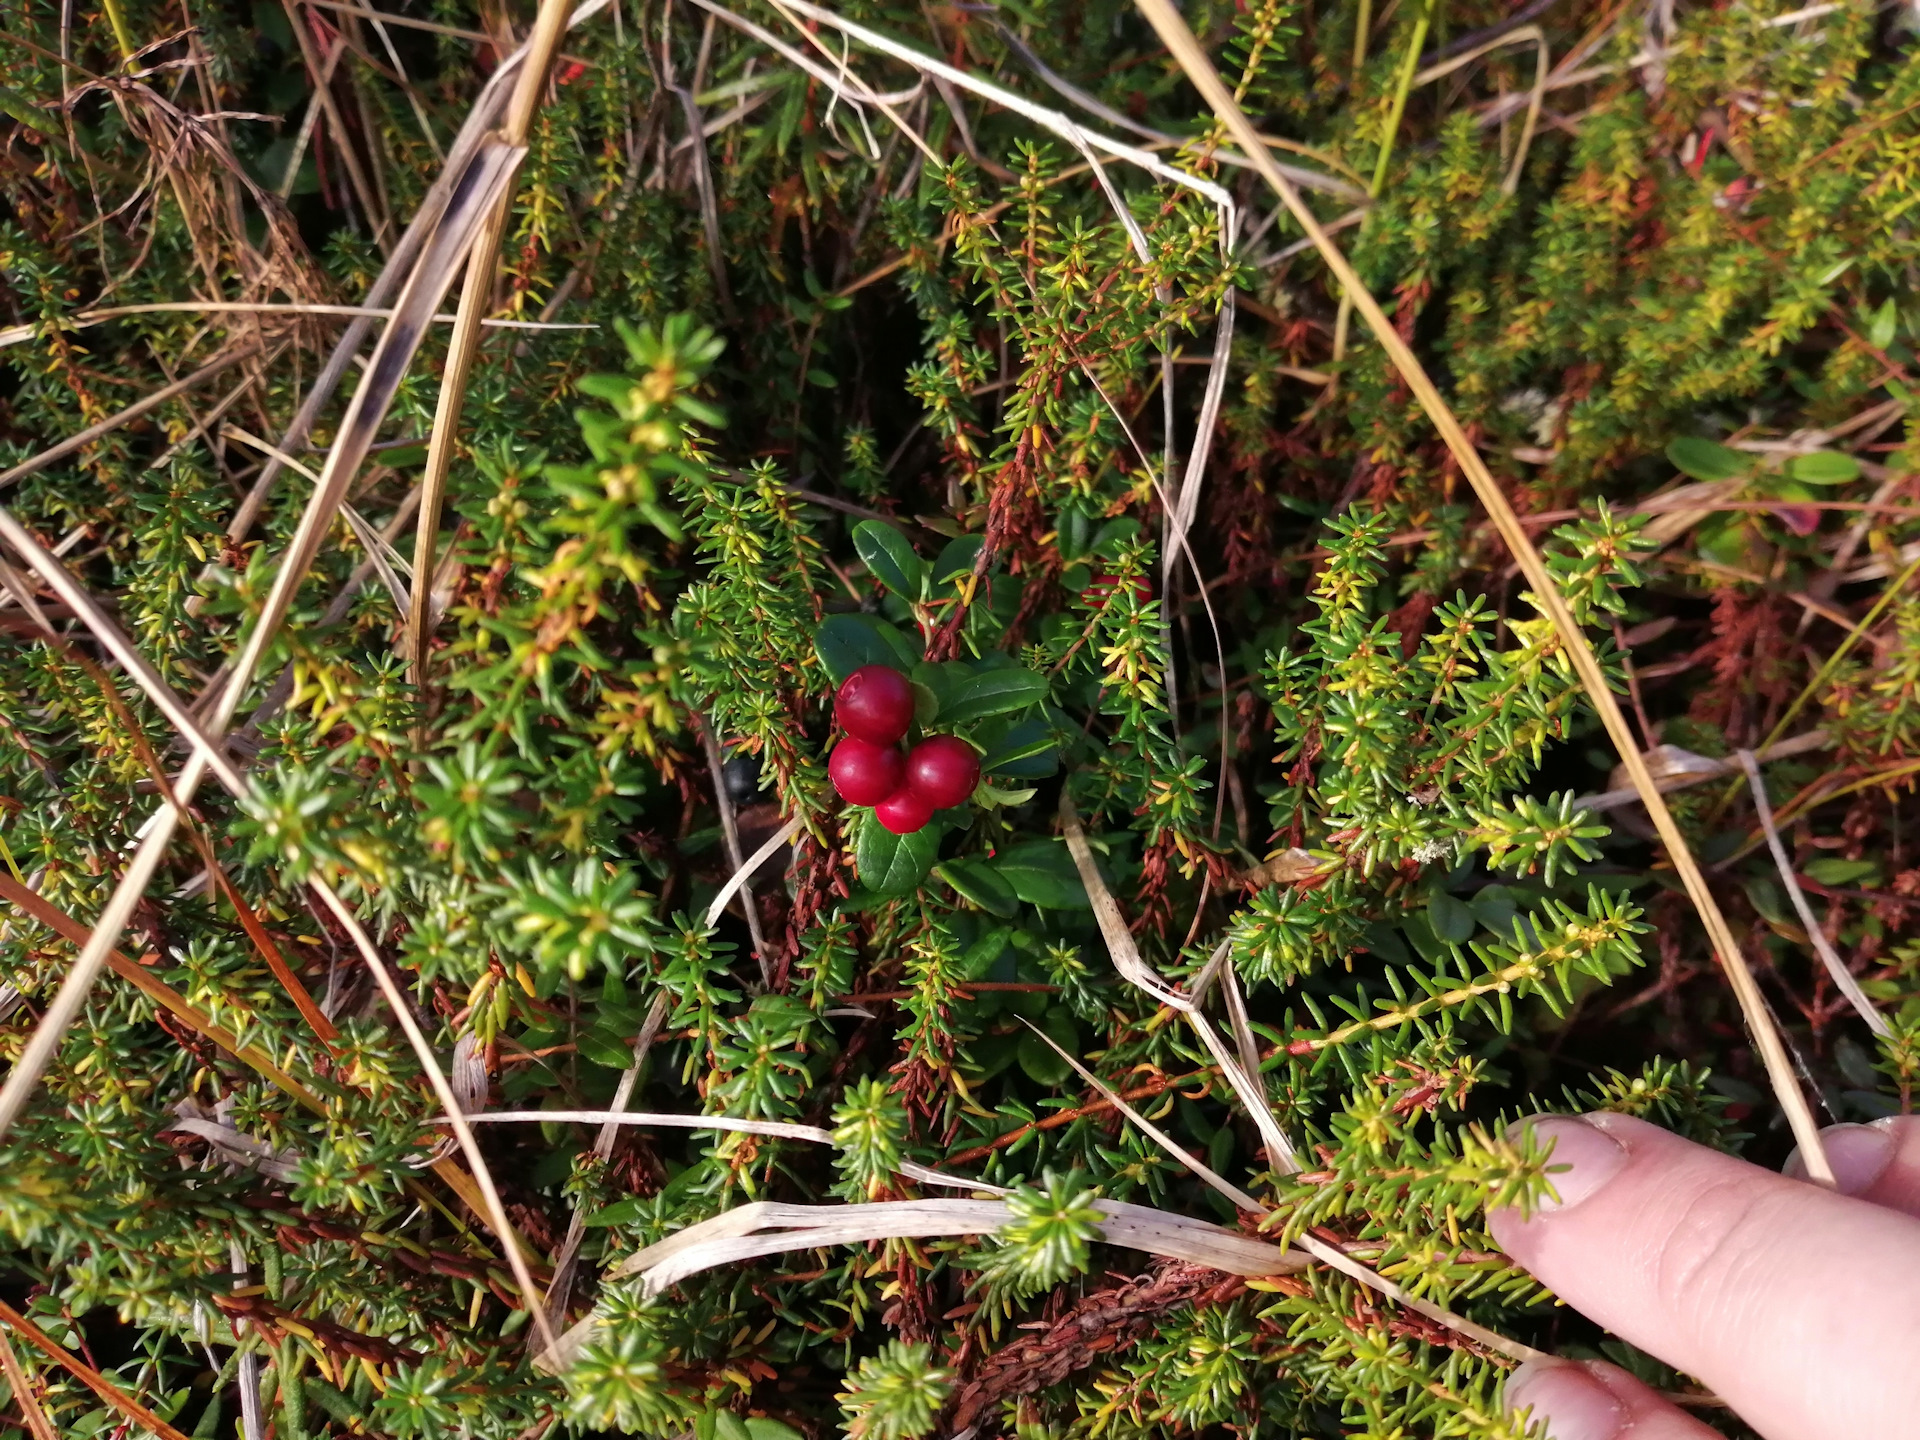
[1505,1357,1722,1440]
[1782,1116,1920,1217]
[1488,1112,1920,1440]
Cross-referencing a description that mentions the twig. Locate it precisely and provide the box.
[0,1301,192,1440]
[0,1319,58,1440]
[1130,0,1836,1186]
[694,713,772,983]
[0,341,261,494]
[1735,749,1890,1038]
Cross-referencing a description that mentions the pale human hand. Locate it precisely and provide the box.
[1488,1113,1920,1440]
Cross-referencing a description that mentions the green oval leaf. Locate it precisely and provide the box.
[856,816,942,895]
[935,857,1019,916]
[853,519,925,600]
[814,613,919,683]
[940,668,1051,726]
[577,1028,639,1069]
[1788,450,1860,485]
[978,717,1060,777]
[1427,890,1476,944]
[933,534,985,584]
[1016,1027,1073,1085]
[989,840,1089,909]
[1666,436,1749,482]
[583,1196,650,1228]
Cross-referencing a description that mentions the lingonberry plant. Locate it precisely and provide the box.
[0,0,1916,1436]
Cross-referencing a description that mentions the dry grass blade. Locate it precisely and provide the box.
[1057,796,1188,1011]
[753,0,1234,215]
[611,1199,1302,1293]
[0,1311,59,1440]
[1018,1022,1541,1363]
[309,877,558,1355]
[704,815,803,929]
[1163,291,1234,592]
[1413,24,1549,195]
[1059,797,1299,1167]
[1574,728,1829,813]
[0,1300,193,1440]
[542,992,672,1314]
[695,714,773,979]
[1129,0,1835,1186]
[0,142,524,1139]
[408,0,593,711]
[1019,1019,1264,1211]
[226,0,610,544]
[0,301,591,350]
[0,874,323,1108]
[466,1109,833,1142]
[0,341,261,494]
[1735,749,1889,1037]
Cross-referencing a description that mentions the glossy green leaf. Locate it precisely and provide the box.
[933,534,985,584]
[1666,436,1749,481]
[856,818,941,895]
[577,1028,638,1069]
[990,840,1088,908]
[1788,450,1860,485]
[584,1196,651,1228]
[1868,295,1898,350]
[939,668,1050,726]
[815,613,919,683]
[853,519,925,599]
[1427,890,1476,943]
[978,717,1060,778]
[935,857,1019,916]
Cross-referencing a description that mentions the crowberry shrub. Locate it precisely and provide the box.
[0,0,1913,1438]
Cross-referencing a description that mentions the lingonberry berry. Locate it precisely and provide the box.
[828,737,905,807]
[835,665,914,745]
[874,786,934,835]
[905,735,981,810]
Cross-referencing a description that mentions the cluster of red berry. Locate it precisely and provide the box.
[828,665,980,834]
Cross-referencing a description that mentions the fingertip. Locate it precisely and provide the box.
[1784,1115,1920,1217]
[1505,1359,1626,1440]
[1487,1113,1631,1257]
[1507,1359,1722,1440]
[1782,1122,1892,1195]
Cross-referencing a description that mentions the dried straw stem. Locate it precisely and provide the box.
[408,0,579,707]
[0,1301,192,1440]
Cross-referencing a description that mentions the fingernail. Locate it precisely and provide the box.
[1783,1121,1893,1195]
[1527,1116,1629,1212]
[1504,1359,1627,1440]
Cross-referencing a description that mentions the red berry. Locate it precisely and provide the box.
[905,735,981,810]
[874,786,933,835]
[828,737,905,807]
[836,665,915,745]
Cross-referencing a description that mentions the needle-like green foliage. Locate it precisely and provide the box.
[0,0,1915,1436]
